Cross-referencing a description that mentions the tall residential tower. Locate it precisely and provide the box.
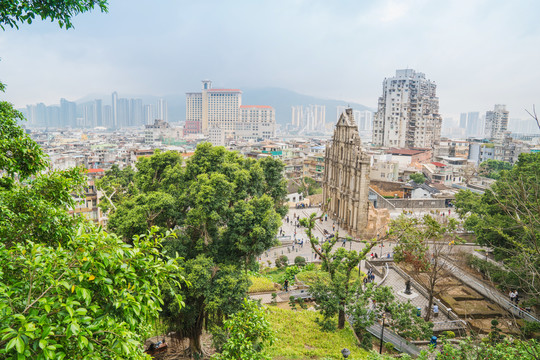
[372,69,442,148]
[484,104,509,140]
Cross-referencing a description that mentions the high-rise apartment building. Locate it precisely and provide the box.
[291,105,326,132]
[484,104,509,140]
[111,92,118,128]
[156,98,168,122]
[372,69,442,148]
[184,80,275,142]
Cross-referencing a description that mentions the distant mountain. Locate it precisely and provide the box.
[242,88,373,125]
[74,88,373,125]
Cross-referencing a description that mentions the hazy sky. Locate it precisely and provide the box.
[1,0,539,122]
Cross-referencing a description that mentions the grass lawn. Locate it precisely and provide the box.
[296,265,364,286]
[249,275,277,293]
[265,306,369,359]
[263,267,288,283]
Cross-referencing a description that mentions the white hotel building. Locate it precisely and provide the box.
[184,80,275,143]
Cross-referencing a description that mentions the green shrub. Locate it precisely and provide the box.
[443,330,456,339]
[294,256,306,267]
[275,255,289,268]
[384,342,394,352]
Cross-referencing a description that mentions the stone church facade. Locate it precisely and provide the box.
[323,108,371,238]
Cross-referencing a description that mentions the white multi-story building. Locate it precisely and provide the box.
[484,104,509,141]
[235,105,275,140]
[184,80,275,143]
[372,69,442,148]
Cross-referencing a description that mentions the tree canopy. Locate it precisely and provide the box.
[409,172,426,184]
[0,83,184,359]
[100,143,287,356]
[0,0,108,29]
[455,153,540,305]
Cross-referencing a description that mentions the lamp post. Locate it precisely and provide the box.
[341,348,350,358]
[379,313,386,354]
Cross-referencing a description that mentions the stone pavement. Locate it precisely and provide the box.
[260,206,393,273]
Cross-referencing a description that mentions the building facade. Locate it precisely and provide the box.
[323,109,371,238]
[484,104,509,141]
[184,80,275,142]
[372,69,442,148]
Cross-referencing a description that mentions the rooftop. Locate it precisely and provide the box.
[240,105,273,109]
[387,148,425,156]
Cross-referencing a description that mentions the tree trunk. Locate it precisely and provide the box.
[188,309,205,358]
[425,293,433,322]
[338,308,346,329]
[188,328,203,358]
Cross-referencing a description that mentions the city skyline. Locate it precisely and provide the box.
[1,0,539,124]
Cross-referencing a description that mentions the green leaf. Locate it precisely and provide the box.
[15,336,25,353]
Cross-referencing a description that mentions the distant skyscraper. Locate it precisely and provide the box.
[291,105,326,132]
[372,69,442,148]
[144,104,155,125]
[459,113,467,129]
[60,98,76,128]
[103,105,112,128]
[485,104,509,140]
[94,99,102,127]
[466,112,480,137]
[111,92,118,128]
[117,98,129,128]
[130,98,143,126]
[157,98,168,122]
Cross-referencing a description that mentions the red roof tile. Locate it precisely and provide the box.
[87,168,105,173]
[431,162,447,167]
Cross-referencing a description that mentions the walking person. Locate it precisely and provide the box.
[284,279,289,292]
[515,290,519,304]
[433,304,439,318]
[509,290,515,303]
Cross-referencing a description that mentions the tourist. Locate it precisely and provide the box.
[325,214,328,221]
[284,279,289,292]
[509,290,515,303]
[332,224,336,231]
[433,304,439,318]
[515,290,519,304]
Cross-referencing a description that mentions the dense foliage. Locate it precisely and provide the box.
[0,83,184,359]
[212,299,274,360]
[100,144,287,356]
[0,0,108,29]
[300,212,376,329]
[455,153,540,305]
[409,172,426,184]
[478,159,513,180]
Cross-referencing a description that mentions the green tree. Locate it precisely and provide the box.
[478,159,513,180]
[212,299,274,360]
[0,85,185,358]
[300,213,376,329]
[0,0,108,29]
[348,284,432,343]
[0,227,183,360]
[455,153,540,306]
[298,176,321,197]
[104,143,285,357]
[409,172,426,184]
[389,215,460,321]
